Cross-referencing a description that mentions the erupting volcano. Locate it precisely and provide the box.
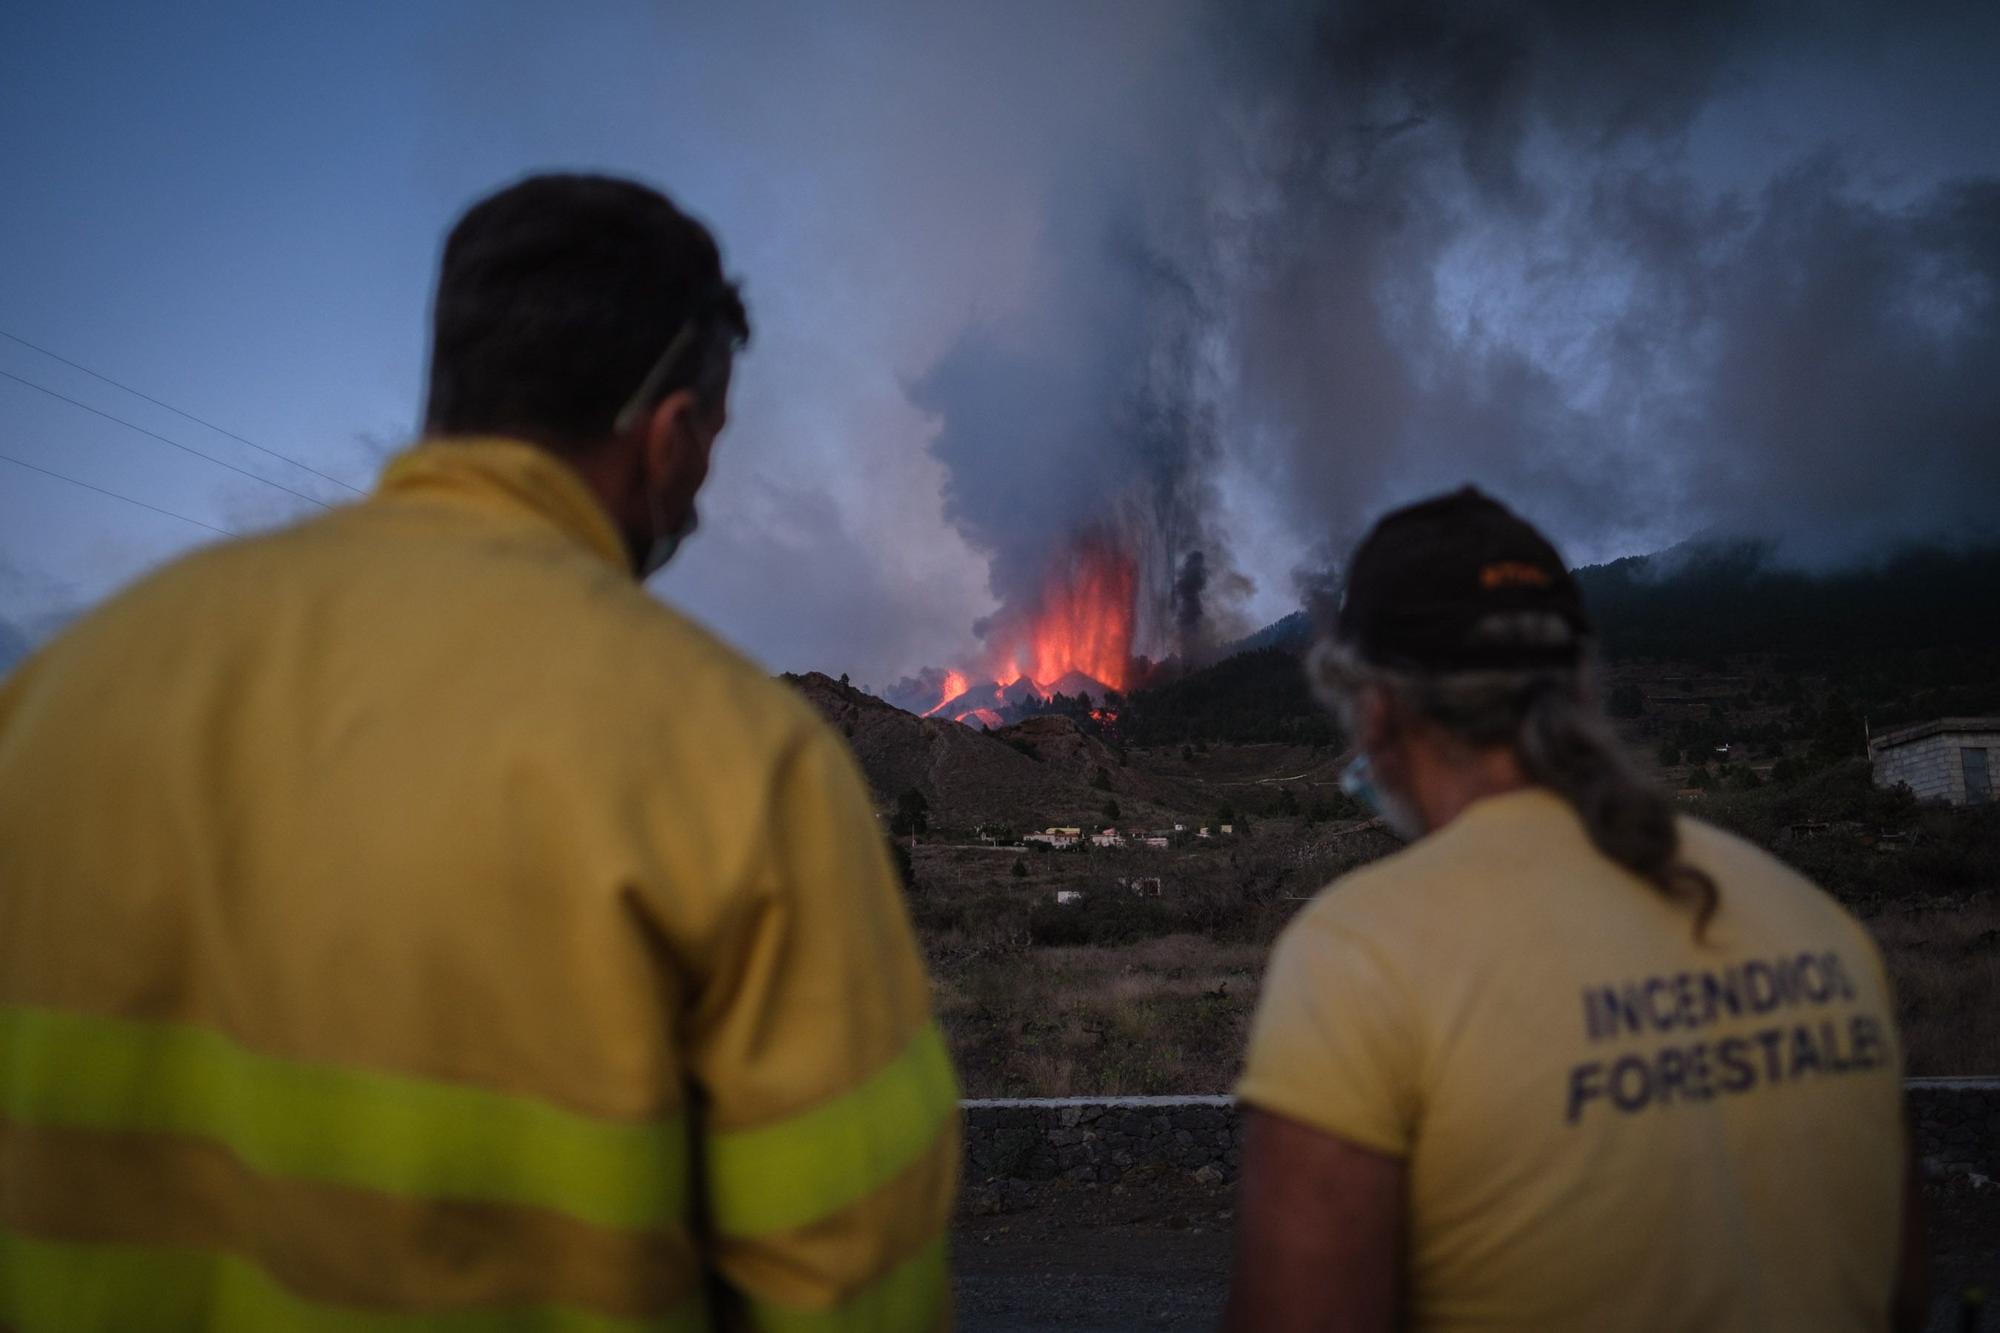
[920,671,970,718]
[994,534,1136,694]
[921,533,1139,727]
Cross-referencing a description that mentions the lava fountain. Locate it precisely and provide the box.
[895,530,1142,727]
[993,532,1138,694]
[921,670,970,718]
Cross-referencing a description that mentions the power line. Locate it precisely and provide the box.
[0,449,239,538]
[0,329,364,496]
[0,368,332,511]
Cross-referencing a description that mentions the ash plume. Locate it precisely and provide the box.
[1214,1,2000,569]
[909,173,1233,670]
[907,0,2000,664]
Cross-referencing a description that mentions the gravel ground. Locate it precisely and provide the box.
[953,1176,2000,1332]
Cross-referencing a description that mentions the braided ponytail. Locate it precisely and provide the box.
[1314,642,1719,939]
[1514,681,1718,939]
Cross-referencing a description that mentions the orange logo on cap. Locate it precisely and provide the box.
[1479,561,1552,590]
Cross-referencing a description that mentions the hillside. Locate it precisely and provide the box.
[782,672,1199,830]
[1114,540,2000,747]
[1575,540,2000,663]
[988,713,1207,814]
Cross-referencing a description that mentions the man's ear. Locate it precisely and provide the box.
[640,387,702,485]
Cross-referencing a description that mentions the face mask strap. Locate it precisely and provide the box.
[611,320,698,436]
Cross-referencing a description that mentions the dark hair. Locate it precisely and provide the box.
[422,173,750,450]
[1312,643,1720,939]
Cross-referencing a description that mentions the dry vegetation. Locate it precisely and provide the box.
[905,753,2000,1095]
[937,935,1264,1097]
[1866,901,2000,1076]
[908,814,1401,1097]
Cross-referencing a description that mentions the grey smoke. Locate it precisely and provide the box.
[1222,3,2000,571]
[883,665,958,715]
[906,0,2000,660]
[909,170,1234,668]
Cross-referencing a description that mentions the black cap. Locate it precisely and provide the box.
[1336,487,1592,671]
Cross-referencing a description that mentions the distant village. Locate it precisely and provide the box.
[956,820,1244,908]
[1008,821,1234,851]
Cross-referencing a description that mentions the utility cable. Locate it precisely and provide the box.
[0,369,332,510]
[0,450,239,538]
[0,329,364,495]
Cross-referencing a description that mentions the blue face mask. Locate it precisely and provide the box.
[1340,752,1424,840]
[1338,751,1379,807]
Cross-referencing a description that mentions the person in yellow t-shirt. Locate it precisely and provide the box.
[0,175,957,1330]
[1226,489,1921,1333]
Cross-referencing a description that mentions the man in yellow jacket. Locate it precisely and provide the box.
[0,174,959,1330]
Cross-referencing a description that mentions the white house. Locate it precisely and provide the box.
[1869,718,1997,805]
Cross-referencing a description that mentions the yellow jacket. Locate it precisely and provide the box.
[0,439,959,1330]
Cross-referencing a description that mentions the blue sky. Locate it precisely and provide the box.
[4,2,1997,686]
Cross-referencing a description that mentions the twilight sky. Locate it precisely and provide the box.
[2,1,1996,688]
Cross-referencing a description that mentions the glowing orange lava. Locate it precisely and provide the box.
[922,669,970,717]
[991,534,1136,693]
[917,534,1137,728]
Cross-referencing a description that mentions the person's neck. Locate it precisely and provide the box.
[1404,740,1534,834]
[555,437,646,574]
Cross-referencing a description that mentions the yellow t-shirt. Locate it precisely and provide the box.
[1238,788,1905,1333]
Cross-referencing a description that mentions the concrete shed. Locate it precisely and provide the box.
[1869,717,1998,805]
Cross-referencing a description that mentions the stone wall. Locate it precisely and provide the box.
[1908,1077,2000,1180]
[1873,733,1968,804]
[964,1096,1241,1186]
[964,1080,2000,1187]
[1871,723,2000,805]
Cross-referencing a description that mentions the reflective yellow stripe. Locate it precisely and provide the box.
[708,1022,958,1237]
[0,1229,709,1333]
[748,1235,948,1333]
[0,1005,686,1230]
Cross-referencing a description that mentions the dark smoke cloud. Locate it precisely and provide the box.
[1218,2,2000,573]
[910,0,2000,653]
[1173,550,1208,642]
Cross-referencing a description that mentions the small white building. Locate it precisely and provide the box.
[1090,828,1125,848]
[1054,890,1085,906]
[1870,718,1997,805]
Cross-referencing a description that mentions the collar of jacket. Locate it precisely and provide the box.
[375,437,633,575]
